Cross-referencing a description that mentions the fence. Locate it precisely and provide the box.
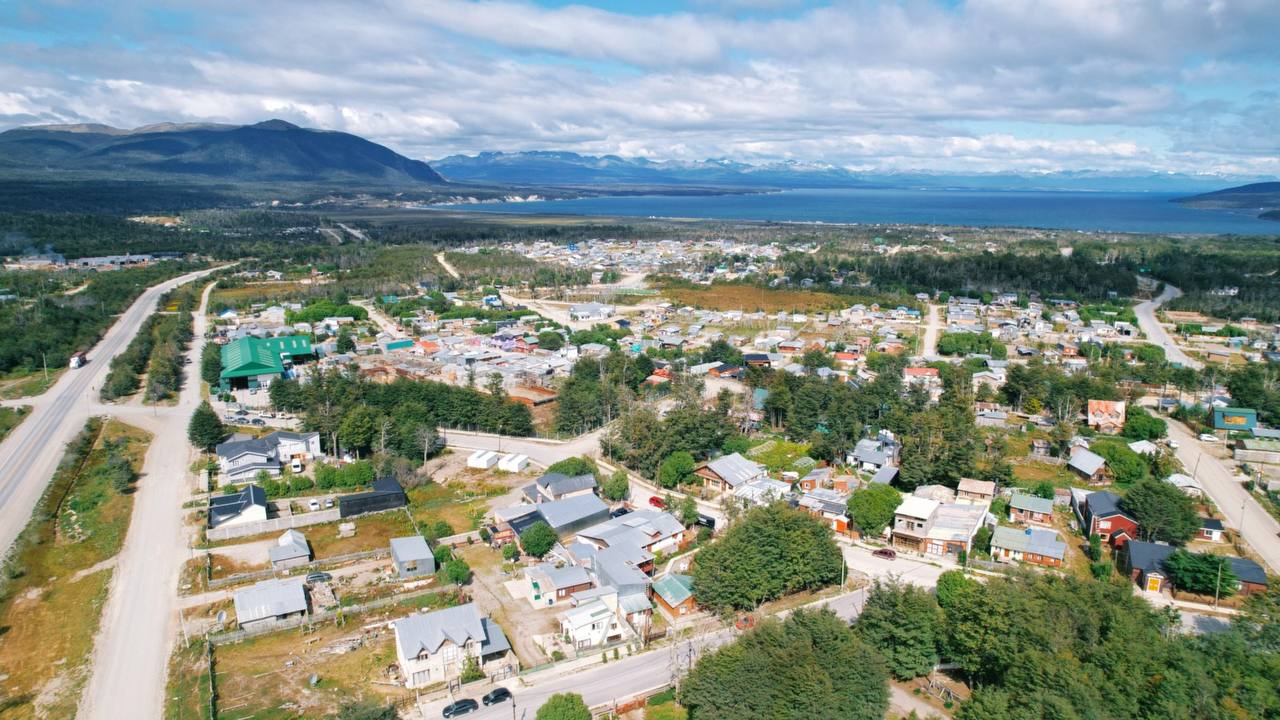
[436,530,482,547]
[207,548,391,589]
[209,586,443,646]
[206,508,341,541]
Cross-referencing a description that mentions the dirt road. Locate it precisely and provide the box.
[1135,282,1202,369]
[78,280,217,720]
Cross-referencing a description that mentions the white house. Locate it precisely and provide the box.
[558,592,630,650]
[216,431,323,485]
[569,302,615,322]
[394,603,514,689]
[208,484,268,529]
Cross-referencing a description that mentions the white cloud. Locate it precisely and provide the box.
[0,0,1277,175]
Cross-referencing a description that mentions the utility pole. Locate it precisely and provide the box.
[1213,557,1223,608]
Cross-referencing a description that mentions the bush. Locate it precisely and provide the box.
[847,484,903,536]
[545,456,598,478]
[658,451,696,489]
[502,543,520,561]
[536,693,591,720]
[602,470,630,501]
[439,558,472,585]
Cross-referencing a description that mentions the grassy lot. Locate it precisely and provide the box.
[407,480,507,537]
[0,418,152,719]
[661,283,847,313]
[209,281,306,309]
[1011,460,1076,488]
[165,640,215,720]
[0,369,59,400]
[207,509,420,558]
[0,406,28,443]
[205,590,464,719]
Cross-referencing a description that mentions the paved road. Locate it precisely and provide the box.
[1134,282,1202,369]
[1166,418,1280,574]
[0,266,220,559]
[79,279,217,720]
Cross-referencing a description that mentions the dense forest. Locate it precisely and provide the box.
[267,370,532,461]
[1141,242,1280,321]
[0,260,202,374]
[850,571,1280,720]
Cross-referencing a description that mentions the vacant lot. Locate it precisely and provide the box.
[0,406,28,443]
[0,369,58,400]
[0,418,151,719]
[661,283,847,313]
[208,509,420,560]
[210,281,307,309]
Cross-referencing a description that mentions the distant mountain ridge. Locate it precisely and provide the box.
[0,119,445,184]
[432,150,1260,193]
[1176,182,1280,222]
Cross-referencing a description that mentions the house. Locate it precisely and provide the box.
[975,410,1009,428]
[1068,446,1108,484]
[990,526,1067,567]
[390,536,436,578]
[208,484,268,529]
[215,431,323,485]
[869,466,898,485]
[847,438,895,472]
[1162,473,1203,498]
[891,496,939,553]
[558,595,628,649]
[394,603,513,688]
[956,478,995,504]
[734,477,793,506]
[496,493,613,547]
[1008,493,1054,526]
[1213,407,1257,432]
[903,367,940,387]
[1234,438,1280,466]
[523,472,598,504]
[1072,490,1138,546]
[1127,440,1160,457]
[233,578,308,631]
[576,510,688,558]
[569,302,615,322]
[798,488,852,534]
[694,453,768,494]
[525,563,594,607]
[1198,518,1225,543]
[1086,399,1126,434]
[1030,439,1052,459]
[268,529,311,569]
[652,574,696,619]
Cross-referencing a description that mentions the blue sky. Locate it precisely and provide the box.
[1,0,1278,176]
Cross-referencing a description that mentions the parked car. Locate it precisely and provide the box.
[609,507,632,519]
[482,687,512,706]
[1199,433,1219,443]
[696,514,717,530]
[290,458,303,473]
[648,496,667,509]
[308,499,321,511]
[1167,440,1180,450]
[872,548,897,560]
[442,699,478,717]
[250,418,266,427]
[305,571,332,584]
[323,498,334,509]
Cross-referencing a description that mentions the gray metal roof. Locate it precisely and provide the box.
[234,578,307,623]
[1068,447,1106,476]
[536,493,610,532]
[394,602,509,658]
[268,529,310,563]
[390,536,433,563]
[704,453,766,488]
[991,526,1066,560]
[1010,493,1054,515]
[536,472,598,498]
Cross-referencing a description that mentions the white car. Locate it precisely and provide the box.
[1198,433,1218,443]
[1167,440,1179,450]
[308,499,320,511]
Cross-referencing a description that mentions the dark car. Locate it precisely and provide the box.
[695,514,717,530]
[871,548,897,560]
[609,507,632,519]
[482,687,513,706]
[442,699,478,717]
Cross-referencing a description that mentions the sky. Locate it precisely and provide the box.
[1,0,1278,176]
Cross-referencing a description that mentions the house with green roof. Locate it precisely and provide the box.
[219,335,313,390]
[652,573,695,619]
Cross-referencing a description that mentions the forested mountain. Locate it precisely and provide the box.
[0,120,445,184]
[1176,182,1280,221]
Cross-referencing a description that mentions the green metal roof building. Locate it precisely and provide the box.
[220,335,313,389]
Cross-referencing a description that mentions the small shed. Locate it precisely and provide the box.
[390,536,436,578]
[268,529,312,569]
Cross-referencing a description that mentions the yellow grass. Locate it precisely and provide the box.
[0,370,60,400]
[0,419,152,719]
[662,284,847,313]
[210,281,305,308]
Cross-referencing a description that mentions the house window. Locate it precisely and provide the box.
[404,560,417,572]
[1098,520,1111,530]
[412,670,429,685]
[442,645,460,663]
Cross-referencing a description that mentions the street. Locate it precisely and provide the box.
[1134,282,1203,370]
[77,280,219,719]
[1166,418,1280,574]
[0,266,221,559]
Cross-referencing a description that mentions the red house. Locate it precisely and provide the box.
[1072,490,1138,547]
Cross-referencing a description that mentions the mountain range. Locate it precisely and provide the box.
[0,119,445,184]
[431,150,1262,194]
[1176,182,1280,220]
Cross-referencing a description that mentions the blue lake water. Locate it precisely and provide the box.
[441,188,1280,235]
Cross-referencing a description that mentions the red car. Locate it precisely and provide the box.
[648,495,667,509]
